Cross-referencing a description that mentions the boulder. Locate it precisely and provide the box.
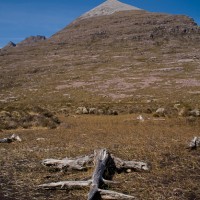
[189,109,200,117]
[107,110,118,115]
[89,108,97,114]
[97,109,104,115]
[76,107,88,114]
[155,108,166,117]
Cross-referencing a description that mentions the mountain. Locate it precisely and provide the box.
[79,0,141,20]
[1,41,16,50]
[0,0,200,112]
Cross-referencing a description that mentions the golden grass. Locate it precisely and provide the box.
[0,114,199,200]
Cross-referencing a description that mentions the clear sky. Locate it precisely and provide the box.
[0,0,200,48]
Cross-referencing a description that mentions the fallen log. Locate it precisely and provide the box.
[42,154,94,171]
[0,134,22,143]
[99,189,137,200]
[42,154,150,172]
[188,137,200,150]
[112,156,150,172]
[40,149,148,199]
[39,180,91,190]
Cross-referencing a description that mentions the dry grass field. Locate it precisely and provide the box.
[0,114,200,200]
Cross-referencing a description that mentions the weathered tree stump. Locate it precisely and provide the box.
[88,149,110,200]
[39,149,150,199]
[0,134,22,143]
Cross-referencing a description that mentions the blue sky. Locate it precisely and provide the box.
[0,0,200,48]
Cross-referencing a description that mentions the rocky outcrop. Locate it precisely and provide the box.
[17,35,46,47]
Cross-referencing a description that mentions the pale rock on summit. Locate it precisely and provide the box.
[79,0,141,20]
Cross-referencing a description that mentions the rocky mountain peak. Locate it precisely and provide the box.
[79,0,141,20]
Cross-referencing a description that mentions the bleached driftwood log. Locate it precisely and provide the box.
[42,153,150,172]
[113,156,150,172]
[40,149,142,199]
[188,137,200,150]
[39,180,91,190]
[99,189,136,200]
[0,134,22,143]
[42,154,94,171]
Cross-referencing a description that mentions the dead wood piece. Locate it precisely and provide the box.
[39,180,91,190]
[99,189,137,200]
[0,134,22,143]
[42,154,94,171]
[188,137,200,150]
[88,149,110,200]
[40,149,150,199]
[112,156,150,172]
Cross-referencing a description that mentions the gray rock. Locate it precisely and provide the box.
[108,110,118,115]
[156,108,166,117]
[97,109,104,115]
[82,107,89,114]
[189,109,200,117]
[76,107,88,114]
[89,108,97,114]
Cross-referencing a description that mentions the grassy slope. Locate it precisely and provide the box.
[0,10,200,200]
[0,11,200,112]
[0,114,200,200]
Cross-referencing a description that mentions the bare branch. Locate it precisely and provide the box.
[41,154,94,171]
[99,189,137,200]
[39,180,91,190]
[0,134,22,143]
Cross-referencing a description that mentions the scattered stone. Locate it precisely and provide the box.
[155,108,166,117]
[97,109,104,115]
[107,110,119,115]
[82,107,89,114]
[76,107,88,114]
[89,108,97,114]
[189,109,200,117]
[188,136,200,150]
[137,115,144,122]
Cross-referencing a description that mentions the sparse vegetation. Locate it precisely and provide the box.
[0,107,60,130]
[0,115,200,199]
[0,5,200,200]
